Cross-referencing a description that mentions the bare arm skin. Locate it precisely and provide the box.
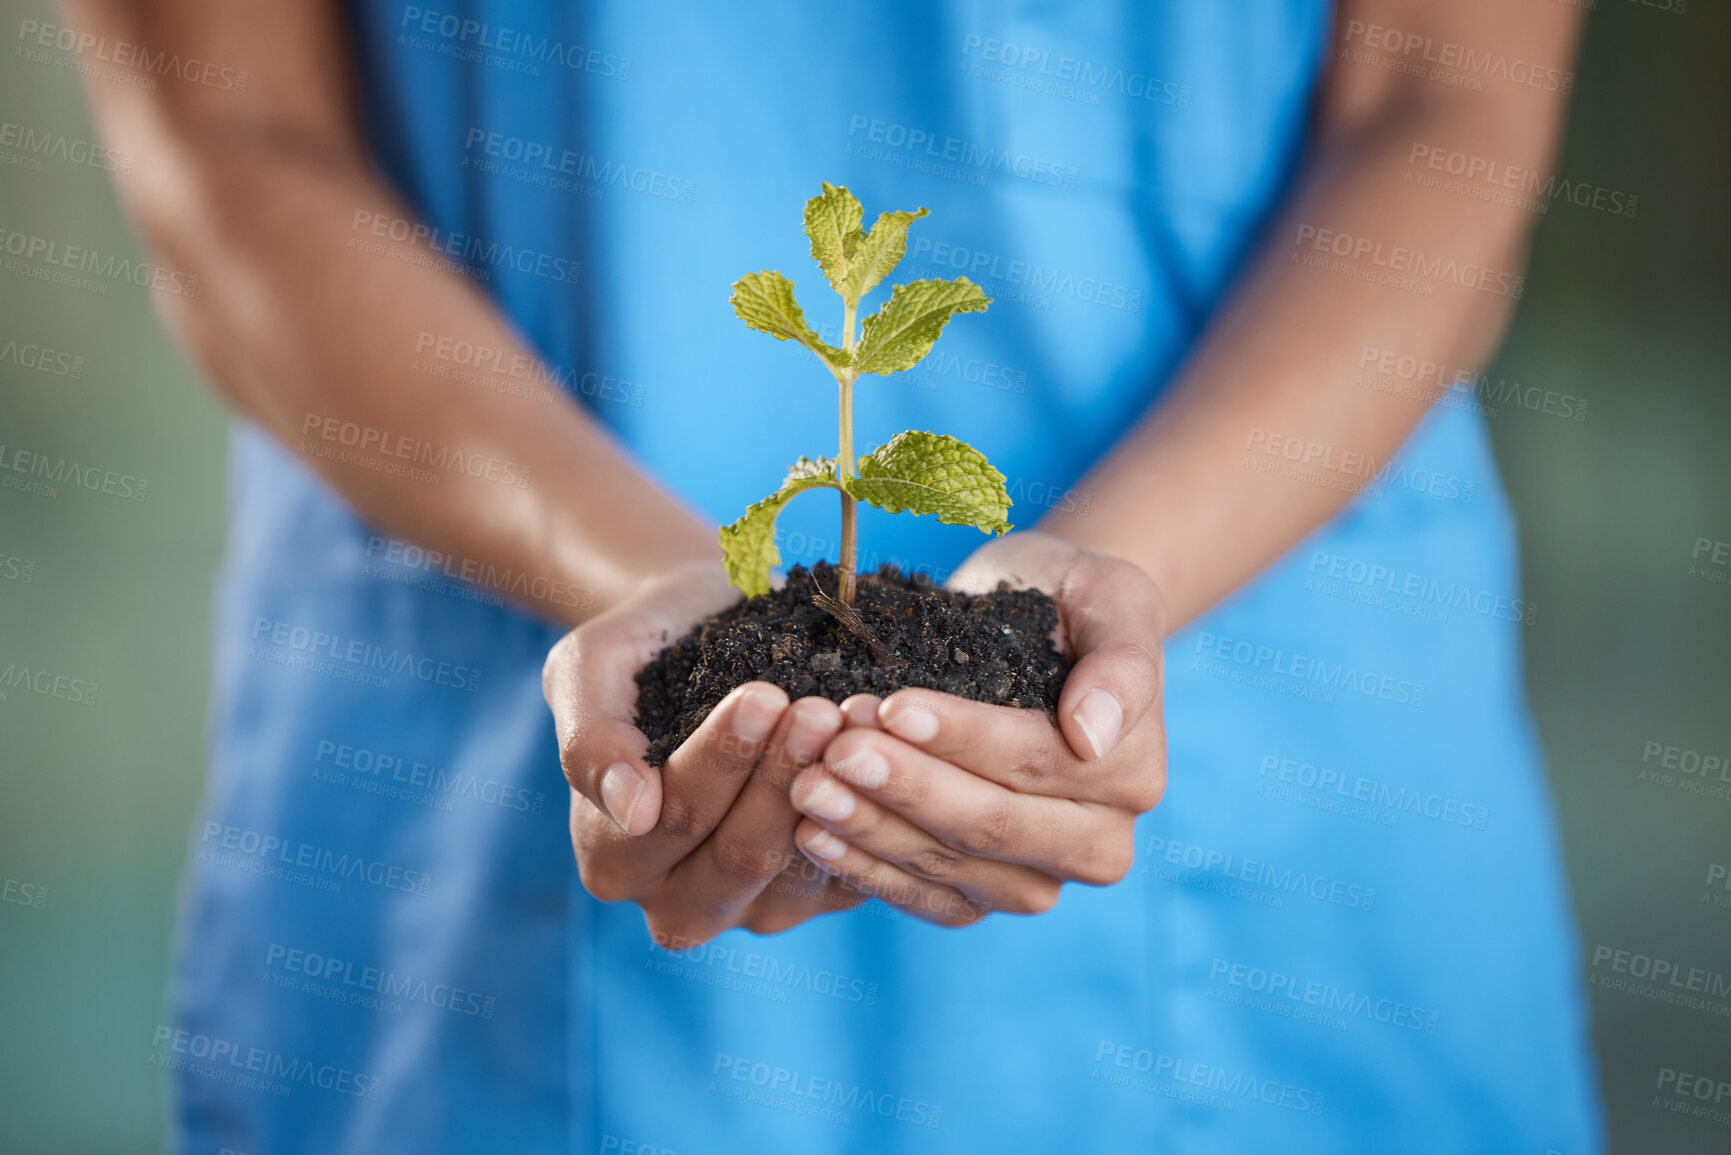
[65,0,877,937]
[789,0,1584,914]
[71,0,1581,937]
[1042,0,1583,629]
[60,0,715,625]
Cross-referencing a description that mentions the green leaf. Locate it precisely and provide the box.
[844,432,1012,536]
[803,185,928,305]
[803,183,864,298]
[718,456,841,597]
[845,208,928,302]
[851,278,991,377]
[730,271,848,373]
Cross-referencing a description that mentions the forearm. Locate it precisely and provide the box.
[1043,5,1578,630]
[67,0,713,626]
[144,139,710,622]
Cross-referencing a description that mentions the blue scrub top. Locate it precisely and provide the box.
[167,3,1603,1152]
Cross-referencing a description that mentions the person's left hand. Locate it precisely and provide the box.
[786,532,1169,922]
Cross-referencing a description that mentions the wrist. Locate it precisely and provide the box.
[1031,516,1178,640]
[581,522,719,622]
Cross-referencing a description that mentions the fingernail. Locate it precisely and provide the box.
[802,828,849,861]
[786,700,841,761]
[1072,688,1124,760]
[840,695,883,729]
[881,702,938,743]
[830,746,889,790]
[600,762,644,833]
[732,685,781,745]
[798,776,856,823]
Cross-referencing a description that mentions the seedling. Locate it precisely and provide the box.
[722,183,1012,610]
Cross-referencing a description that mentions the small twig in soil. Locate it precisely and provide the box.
[812,590,906,668]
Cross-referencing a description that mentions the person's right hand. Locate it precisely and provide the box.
[785,533,1168,925]
[542,561,870,949]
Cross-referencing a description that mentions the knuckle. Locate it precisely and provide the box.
[750,750,805,793]
[1122,763,1168,812]
[900,885,982,926]
[1113,638,1163,684]
[710,831,789,884]
[937,893,988,927]
[1074,831,1136,886]
[878,765,930,807]
[575,859,632,905]
[997,741,1054,794]
[953,799,1015,856]
[1138,772,1168,812]
[828,800,878,843]
[1111,557,1167,619]
[643,913,715,952]
[540,630,579,697]
[557,732,589,787]
[907,843,966,881]
[739,907,792,936]
[655,793,709,841]
[877,878,924,911]
[1008,880,1062,915]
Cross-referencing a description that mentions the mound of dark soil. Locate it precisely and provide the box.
[634,562,1069,765]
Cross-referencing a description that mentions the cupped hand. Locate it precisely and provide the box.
[787,532,1169,923]
[542,561,868,948]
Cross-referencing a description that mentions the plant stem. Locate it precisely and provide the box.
[837,299,859,604]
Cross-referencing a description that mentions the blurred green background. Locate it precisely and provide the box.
[2,2,1727,1151]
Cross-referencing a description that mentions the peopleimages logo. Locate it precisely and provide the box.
[0,660,98,707]
[905,236,1141,312]
[1207,957,1440,1034]
[397,7,630,79]
[198,822,433,896]
[710,1054,943,1128]
[0,119,133,173]
[249,616,485,694]
[16,19,250,91]
[1258,753,1491,830]
[958,34,1191,108]
[298,412,533,489]
[0,336,84,377]
[1406,142,1637,218]
[0,225,198,297]
[1655,1066,1731,1114]
[349,211,581,286]
[846,114,1079,189]
[0,442,149,501]
[264,943,497,1018]
[365,533,593,613]
[1192,630,1426,709]
[1144,835,1378,911]
[1092,1041,1326,1115]
[461,130,694,203]
[1293,224,1525,298]
[411,331,644,407]
[1340,19,1574,94]
[1590,945,1731,1000]
[150,1026,381,1099]
[1642,741,1731,778]
[657,941,880,1006]
[1244,427,1476,505]
[1306,550,1535,626]
[313,738,545,815]
[2,874,49,910]
[1356,344,1589,423]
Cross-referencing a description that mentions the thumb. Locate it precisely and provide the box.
[542,562,740,835]
[542,627,665,837]
[1050,553,1167,762]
